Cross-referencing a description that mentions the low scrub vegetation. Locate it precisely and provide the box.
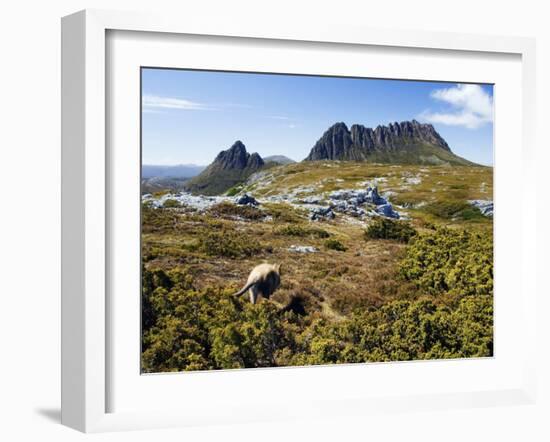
[274,224,330,239]
[163,198,182,208]
[324,238,347,251]
[423,200,484,221]
[225,185,244,196]
[141,162,493,372]
[263,203,304,223]
[142,266,493,372]
[197,229,264,259]
[364,218,417,243]
[208,201,265,220]
[400,227,493,300]
[142,204,182,234]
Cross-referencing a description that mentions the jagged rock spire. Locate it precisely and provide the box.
[305,120,454,163]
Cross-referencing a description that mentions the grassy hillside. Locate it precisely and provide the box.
[184,166,258,196]
[184,161,277,196]
[243,161,492,225]
[362,143,475,166]
[310,142,475,166]
[141,161,493,372]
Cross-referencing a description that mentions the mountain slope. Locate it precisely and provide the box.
[184,141,265,195]
[304,120,474,166]
[263,155,296,165]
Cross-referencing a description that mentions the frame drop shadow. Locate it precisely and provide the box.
[34,407,61,423]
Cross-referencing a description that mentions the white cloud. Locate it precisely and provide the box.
[265,115,297,128]
[142,108,163,114]
[142,95,214,111]
[419,84,493,129]
[267,115,290,120]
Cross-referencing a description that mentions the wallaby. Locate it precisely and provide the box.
[232,263,281,304]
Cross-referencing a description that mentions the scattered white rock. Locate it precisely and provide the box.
[359,178,386,188]
[404,176,422,185]
[469,199,493,217]
[142,192,228,211]
[300,195,324,205]
[143,179,403,222]
[288,245,318,253]
[309,206,336,221]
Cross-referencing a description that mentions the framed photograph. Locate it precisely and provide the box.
[61,9,537,432]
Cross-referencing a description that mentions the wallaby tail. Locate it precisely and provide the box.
[232,281,256,297]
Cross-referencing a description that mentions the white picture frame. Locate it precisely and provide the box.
[61,9,537,433]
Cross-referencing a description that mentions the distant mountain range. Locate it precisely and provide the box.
[305,120,472,166]
[142,164,205,179]
[264,155,296,165]
[150,120,477,196]
[141,164,206,194]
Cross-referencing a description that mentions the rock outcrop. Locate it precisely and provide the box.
[469,199,493,217]
[309,206,336,221]
[327,186,400,219]
[288,245,318,253]
[235,194,259,206]
[305,120,473,165]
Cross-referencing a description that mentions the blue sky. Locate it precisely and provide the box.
[142,68,494,166]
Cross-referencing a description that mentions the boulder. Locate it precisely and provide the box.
[365,186,387,205]
[309,206,335,221]
[301,195,323,205]
[288,245,318,253]
[375,203,400,219]
[235,194,259,206]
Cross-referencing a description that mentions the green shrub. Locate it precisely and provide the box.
[141,267,493,373]
[141,267,292,372]
[290,297,493,365]
[163,198,182,208]
[399,227,493,299]
[208,201,264,220]
[274,224,330,239]
[324,238,347,252]
[225,185,243,196]
[210,303,288,369]
[364,217,417,243]
[197,229,263,258]
[152,190,170,198]
[423,200,484,221]
[263,203,304,223]
[141,204,181,234]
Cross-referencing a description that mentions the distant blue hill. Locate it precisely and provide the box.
[142,164,205,179]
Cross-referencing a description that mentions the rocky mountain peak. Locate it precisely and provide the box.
[213,140,264,170]
[309,122,353,161]
[248,152,265,168]
[185,141,266,195]
[305,120,461,164]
